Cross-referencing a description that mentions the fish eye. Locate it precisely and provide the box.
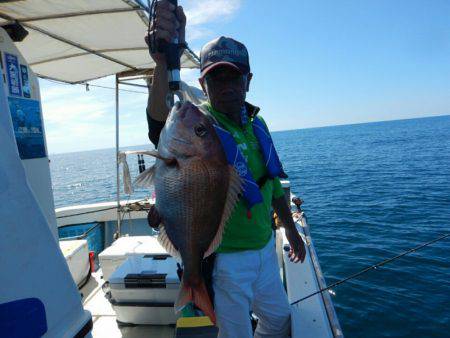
[194,124,208,137]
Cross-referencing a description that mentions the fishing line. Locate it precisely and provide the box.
[290,232,450,305]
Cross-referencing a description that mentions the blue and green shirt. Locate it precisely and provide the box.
[204,102,285,253]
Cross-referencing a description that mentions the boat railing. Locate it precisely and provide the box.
[298,212,344,338]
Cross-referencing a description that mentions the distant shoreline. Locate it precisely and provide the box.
[49,114,450,156]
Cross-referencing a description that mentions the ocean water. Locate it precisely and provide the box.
[50,115,450,337]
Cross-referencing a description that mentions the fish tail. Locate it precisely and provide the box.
[175,279,216,324]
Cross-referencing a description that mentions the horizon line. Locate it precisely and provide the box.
[49,113,449,156]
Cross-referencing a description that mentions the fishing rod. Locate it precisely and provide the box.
[290,232,450,305]
[148,0,183,108]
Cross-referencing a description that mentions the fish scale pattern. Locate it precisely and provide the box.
[155,160,229,278]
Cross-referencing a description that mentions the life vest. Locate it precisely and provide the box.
[211,113,287,210]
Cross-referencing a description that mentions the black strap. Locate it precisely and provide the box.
[256,175,272,189]
[146,111,165,147]
[73,317,93,338]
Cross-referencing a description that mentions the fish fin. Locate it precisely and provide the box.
[204,165,242,258]
[174,280,192,312]
[141,150,161,158]
[134,165,156,188]
[175,279,216,325]
[157,224,181,259]
[142,150,177,166]
[147,205,161,229]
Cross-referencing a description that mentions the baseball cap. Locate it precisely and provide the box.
[200,36,250,78]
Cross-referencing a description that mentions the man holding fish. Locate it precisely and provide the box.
[144,1,306,337]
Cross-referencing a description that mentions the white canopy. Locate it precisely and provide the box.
[0,0,199,83]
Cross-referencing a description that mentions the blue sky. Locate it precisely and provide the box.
[40,0,450,154]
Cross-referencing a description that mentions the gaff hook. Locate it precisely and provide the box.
[166,90,183,110]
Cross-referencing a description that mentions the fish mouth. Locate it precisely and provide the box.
[170,136,191,145]
[167,136,194,158]
[168,146,193,159]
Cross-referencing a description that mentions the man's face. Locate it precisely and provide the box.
[200,65,252,117]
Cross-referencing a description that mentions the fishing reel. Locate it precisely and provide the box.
[148,0,184,108]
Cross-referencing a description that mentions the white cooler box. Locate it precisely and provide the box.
[59,239,90,288]
[99,235,168,281]
[107,255,180,325]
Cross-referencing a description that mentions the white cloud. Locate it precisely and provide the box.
[184,0,241,25]
[45,122,117,154]
[188,27,213,41]
[39,77,149,153]
[43,97,110,124]
[183,0,242,40]
[181,68,201,88]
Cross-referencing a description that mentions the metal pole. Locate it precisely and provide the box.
[115,74,121,237]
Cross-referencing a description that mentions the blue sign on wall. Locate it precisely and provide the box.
[8,97,46,159]
[20,65,31,98]
[4,53,22,97]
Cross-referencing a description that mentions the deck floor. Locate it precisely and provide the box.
[80,221,340,338]
[82,271,175,338]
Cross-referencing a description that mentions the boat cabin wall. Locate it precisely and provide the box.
[0,27,57,239]
[0,75,91,337]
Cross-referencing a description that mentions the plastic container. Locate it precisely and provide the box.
[58,222,104,255]
[99,236,168,281]
[59,239,90,287]
[107,255,180,325]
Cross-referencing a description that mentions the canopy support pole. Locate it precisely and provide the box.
[115,74,121,237]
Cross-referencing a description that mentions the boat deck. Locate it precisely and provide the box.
[80,216,342,338]
[82,270,175,338]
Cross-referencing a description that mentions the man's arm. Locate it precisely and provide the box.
[146,63,170,146]
[147,62,170,122]
[145,0,186,146]
[272,195,306,263]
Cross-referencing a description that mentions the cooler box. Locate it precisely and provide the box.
[108,255,180,325]
[59,239,90,288]
[99,236,168,281]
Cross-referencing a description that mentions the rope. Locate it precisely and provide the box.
[59,222,103,241]
[44,78,148,94]
[290,232,450,305]
[56,198,150,219]
[83,82,147,94]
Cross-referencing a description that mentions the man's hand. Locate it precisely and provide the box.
[272,195,306,263]
[144,1,186,124]
[145,0,186,65]
[285,227,306,263]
